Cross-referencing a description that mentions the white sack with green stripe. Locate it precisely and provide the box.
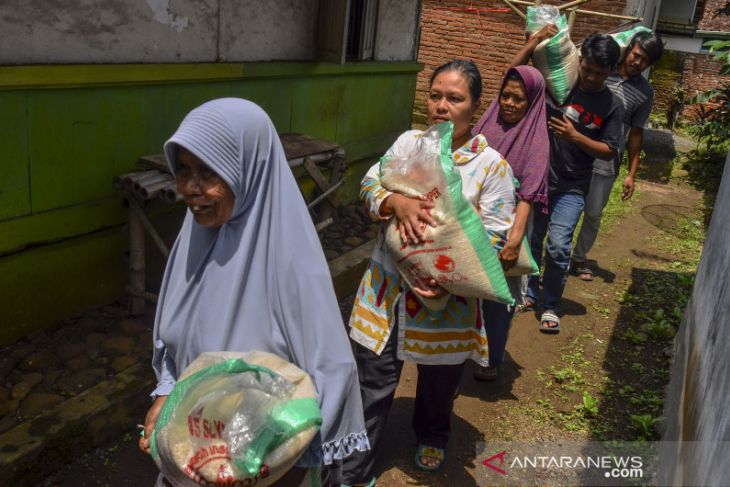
[379,122,513,311]
[150,351,321,486]
[611,25,653,56]
[527,6,579,105]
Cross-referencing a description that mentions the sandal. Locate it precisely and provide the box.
[415,444,445,471]
[340,478,376,487]
[515,298,537,313]
[473,364,500,381]
[539,310,561,334]
[571,261,594,281]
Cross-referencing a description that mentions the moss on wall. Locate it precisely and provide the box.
[0,61,422,345]
[650,49,685,116]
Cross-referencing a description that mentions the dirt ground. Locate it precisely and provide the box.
[38,176,703,486]
[369,179,702,486]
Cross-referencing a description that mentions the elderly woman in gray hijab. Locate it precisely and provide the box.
[138,98,369,485]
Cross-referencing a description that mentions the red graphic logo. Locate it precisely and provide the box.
[433,254,455,273]
[483,450,508,475]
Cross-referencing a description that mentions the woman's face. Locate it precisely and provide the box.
[175,147,235,228]
[499,79,529,124]
[427,70,477,144]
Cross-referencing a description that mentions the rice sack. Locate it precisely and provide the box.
[379,122,513,310]
[504,235,539,277]
[150,351,321,487]
[611,25,653,56]
[527,5,579,105]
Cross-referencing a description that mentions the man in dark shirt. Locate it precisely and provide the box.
[512,32,623,332]
[572,31,664,280]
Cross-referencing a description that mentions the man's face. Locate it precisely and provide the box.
[578,57,612,93]
[623,43,652,77]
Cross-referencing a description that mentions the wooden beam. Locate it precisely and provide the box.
[568,9,577,33]
[509,0,641,22]
[303,158,339,207]
[557,0,591,11]
[502,0,526,20]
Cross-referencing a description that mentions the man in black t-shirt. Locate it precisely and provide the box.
[572,32,664,281]
[511,32,623,332]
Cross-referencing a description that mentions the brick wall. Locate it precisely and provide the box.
[413,0,633,124]
[649,0,730,122]
[651,50,730,121]
[698,0,730,31]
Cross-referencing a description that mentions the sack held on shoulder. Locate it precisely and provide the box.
[527,6,579,105]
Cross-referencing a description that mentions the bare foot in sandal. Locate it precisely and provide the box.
[571,261,594,281]
[539,310,560,334]
[516,298,537,313]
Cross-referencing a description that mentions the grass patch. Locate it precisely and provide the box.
[601,166,639,230]
[574,166,638,245]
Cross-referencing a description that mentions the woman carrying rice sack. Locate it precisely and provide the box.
[138,98,369,486]
[471,65,551,381]
[342,60,516,485]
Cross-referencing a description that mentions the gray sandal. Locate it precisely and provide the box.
[539,310,560,334]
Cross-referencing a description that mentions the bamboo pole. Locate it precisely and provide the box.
[509,0,642,22]
[556,0,591,11]
[568,8,577,32]
[128,197,170,259]
[502,0,526,20]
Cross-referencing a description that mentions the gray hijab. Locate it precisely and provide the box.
[152,98,368,465]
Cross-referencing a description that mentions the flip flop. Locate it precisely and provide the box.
[515,298,537,313]
[415,444,445,471]
[571,261,594,281]
[473,364,500,381]
[539,310,561,334]
[340,478,376,487]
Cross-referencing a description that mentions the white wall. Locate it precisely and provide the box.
[0,0,217,64]
[219,0,318,61]
[659,152,730,487]
[662,35,705,54]
[374,0,421,61]
[0,0,420,65]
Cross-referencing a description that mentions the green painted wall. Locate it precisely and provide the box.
[0,62,422,345]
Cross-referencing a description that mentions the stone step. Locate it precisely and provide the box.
[0,238,375,484]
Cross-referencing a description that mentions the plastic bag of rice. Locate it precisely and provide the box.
[379,122,513,311]
[150,351,321,487]
[526,5,579,105]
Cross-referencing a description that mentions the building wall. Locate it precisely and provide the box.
[659,152,730,486]
[375,0,423,61]
[0,0,420,64]
[0,0,319,63]
[0,0,425,345]
[413,0,644,124]
[651,0,730,121]
[0,62,421,346]
[698,0,730,31]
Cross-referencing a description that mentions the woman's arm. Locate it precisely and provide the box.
[366,178,441,296]
[499,199,532,270]
[360,135,437,245]
[478,158,517,250]
[508,24,558,68]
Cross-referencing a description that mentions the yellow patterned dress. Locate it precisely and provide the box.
[349,130,516,366]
